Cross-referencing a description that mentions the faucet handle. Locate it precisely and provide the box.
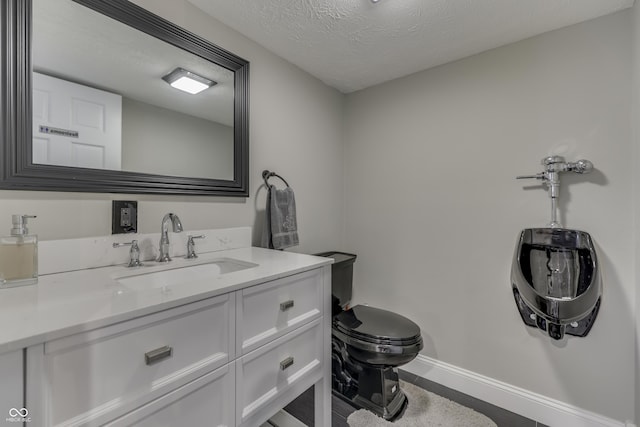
[113,240,144,267]
[186,235,205,259]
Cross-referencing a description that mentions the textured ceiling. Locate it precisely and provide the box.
[188,0,634,93]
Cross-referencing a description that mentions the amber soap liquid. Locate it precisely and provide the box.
[0,236,38,287]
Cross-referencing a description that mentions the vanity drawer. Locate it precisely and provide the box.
[236,318,323,426]
[34,294,235,426]
[237,268,323,354]
[105,362,235,427]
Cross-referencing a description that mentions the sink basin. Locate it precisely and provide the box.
[116,258,258,290]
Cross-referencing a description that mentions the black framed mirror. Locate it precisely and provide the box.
[0,0,249,196]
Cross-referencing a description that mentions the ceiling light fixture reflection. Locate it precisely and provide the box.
[162,68,217,95]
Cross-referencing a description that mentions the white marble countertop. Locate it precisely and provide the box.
[0,247,332,354]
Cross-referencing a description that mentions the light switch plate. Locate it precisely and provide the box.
[112,201,138,234]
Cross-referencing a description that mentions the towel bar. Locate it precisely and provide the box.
[262,170,290,188]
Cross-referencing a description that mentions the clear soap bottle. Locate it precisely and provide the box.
[0,215,38,288]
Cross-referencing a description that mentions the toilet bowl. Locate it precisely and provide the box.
[315,252,423,421]
[331,304,423,420]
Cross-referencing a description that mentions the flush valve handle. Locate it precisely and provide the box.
[516,173,546,181]
[113,240,143,268]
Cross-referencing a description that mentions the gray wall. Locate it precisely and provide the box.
[344,10,634,421]
[121,97,234,180]
[0,0,346,256]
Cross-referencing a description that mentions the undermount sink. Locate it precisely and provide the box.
[116,258,258,290]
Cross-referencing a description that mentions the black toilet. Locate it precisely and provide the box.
[316,252,423,421]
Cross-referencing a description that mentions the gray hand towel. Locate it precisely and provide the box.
[261,185,299,249]
[260,188,274,249]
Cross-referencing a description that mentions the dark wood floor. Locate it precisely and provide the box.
[284,369,549,427]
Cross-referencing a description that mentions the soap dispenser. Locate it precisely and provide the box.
[0,215,38,288]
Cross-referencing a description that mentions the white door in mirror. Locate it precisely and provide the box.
[32,72,122,170]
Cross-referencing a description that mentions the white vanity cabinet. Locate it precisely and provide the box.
[0,350,24,420]
[25,265,331,427]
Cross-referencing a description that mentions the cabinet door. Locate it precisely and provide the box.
[0,350,24,422]
[105,362,234,427]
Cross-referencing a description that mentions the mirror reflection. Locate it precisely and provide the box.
[32,0,235,180]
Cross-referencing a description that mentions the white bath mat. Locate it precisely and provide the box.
[346,381,497,427]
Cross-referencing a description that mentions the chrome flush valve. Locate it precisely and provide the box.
[516,156,593,228]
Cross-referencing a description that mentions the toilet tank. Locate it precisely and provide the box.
[314,252,357,312]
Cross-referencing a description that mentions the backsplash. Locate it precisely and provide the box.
[39,227,251,275]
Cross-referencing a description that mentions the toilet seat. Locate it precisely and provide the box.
[333,305,423,357]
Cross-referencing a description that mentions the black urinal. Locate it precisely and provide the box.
[511,228,601,340]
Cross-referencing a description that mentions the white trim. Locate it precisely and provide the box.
[404,354,626,427]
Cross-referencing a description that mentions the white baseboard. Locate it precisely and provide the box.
[403,355,627,427]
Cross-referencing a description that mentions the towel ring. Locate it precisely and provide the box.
[262,170,290,188]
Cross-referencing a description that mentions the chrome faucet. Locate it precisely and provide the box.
[157,213,183,262]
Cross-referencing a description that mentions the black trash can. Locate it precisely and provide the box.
[315,251,356,315]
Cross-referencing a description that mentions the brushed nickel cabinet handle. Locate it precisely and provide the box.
[145,346,173,365]
[280,356,294,371]
[280,300,294,311]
